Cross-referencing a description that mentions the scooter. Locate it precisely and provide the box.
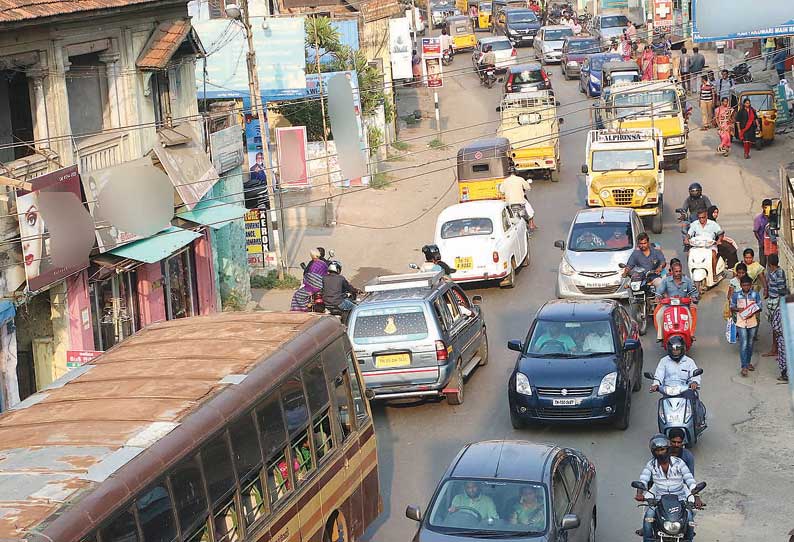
[687,234,726,293]
[645,368,707,446]
[631,480,706,542]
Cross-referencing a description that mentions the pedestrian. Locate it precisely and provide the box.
[689,46,706,93]
[698,72,715,130]
[715,69,734,104]
[762,253,788,359]
[713,96,733,155]
[621,30,632,61]
[640,44,655,81]
[626,20,637,43]
[411,50,421,85]
[735,97,761,159]
[753,199,772,266]
[708,206,739,268]
[763,37,775,70]
[773,46,787,81]
[763,218,779,263]
[679,47,691,93]
[726,262,748,319]
[730,275,762,377]
[771,306,788,382]
[737,247,767,295]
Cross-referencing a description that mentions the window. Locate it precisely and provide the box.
[312,410,334,461]
[163,247,199,320]
[89,270,140,351]
[136,482,177,542]
[502,209,512,232]
[229,413,266,526]
[551,469,570,522]
[281,375,309,435]
[99,508,139,542]
[302,359,329,415]
[291,429,314,482]
[0,70,35,163]
[347,353,369,427]
[440,218,494,239]
[560,459,578,496]
[332,371,354,442]
[472,163,490,173]
[442,291,461,324]
[66,53,108,140]
[201,435,235,505]
[527,320,615,356]
[169,457,209,540]
[256,395,290,505]
[591,149,655,172]
[433,299,451,331]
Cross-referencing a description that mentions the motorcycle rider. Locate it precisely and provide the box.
[635,434,703,542]
[500,166,536,231]
[622,232,666,288]
[321,261,359,316]
[650,335,706,430]
[440,28,454,59]
[679,183,712,248]
[478,44,497,82]
[653,259,699,341]
[686,208,723,278]
[420,244,456,276]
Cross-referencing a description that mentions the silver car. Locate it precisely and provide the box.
[347,271,488,405]
[592,13,630,46]
[554,207,645,299]
[533,25,574,64]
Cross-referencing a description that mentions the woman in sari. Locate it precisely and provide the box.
[713,96,734,156]
[302,248,328,294]
[640,45,654,81]
[708,205,739,269]
[735,97,761,159]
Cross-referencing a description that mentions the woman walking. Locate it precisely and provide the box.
[713,96,734,156]
[735,97,761,159]
[640,45,654,81]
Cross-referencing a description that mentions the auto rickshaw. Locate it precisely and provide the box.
[477,0,493,30]
[457,138,512,202]
[445,15,477,50]
[730,83,777,147]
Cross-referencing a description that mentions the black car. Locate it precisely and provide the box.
[493,7,541,47]
[406,440,597,542]
[507,299,643,430]
[503,62,551,94]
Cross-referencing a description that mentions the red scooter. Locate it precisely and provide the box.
[657,296,695,351]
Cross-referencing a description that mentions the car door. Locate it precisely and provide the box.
[550,462,572,541]
[441,287,477,366]
[450,284,483,364]
[499,207,519,264]
[559,456,587,542]
[618,304,641,380]
[506,206,528,262]
[613,308,632,389]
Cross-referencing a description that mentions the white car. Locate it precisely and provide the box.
[472,36,517,71]
[533,25,575,64]
[435,200,530,288]
[554,207,644,299]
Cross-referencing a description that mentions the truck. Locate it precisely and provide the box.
[581,128,665,233]
[596,80,688,173]
[496,90,561,181]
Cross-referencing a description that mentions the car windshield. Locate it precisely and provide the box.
[568,221,633,252]
[351,306,428,344]
[601,15,628,28]
[427,479,548,535]
[745,93,773,111]
[508,11,537,23]
[591,149,655,171]
[589,55,621,71]
[613,89,679,117]
[569,40,599,53]
[513,68,543,83]
[441,218,494,238]
[527,320,615,356]
[488,39,513,50]
[544,28,573,41]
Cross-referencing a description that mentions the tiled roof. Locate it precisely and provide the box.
[136,18,193,70]
[0,0,161,24]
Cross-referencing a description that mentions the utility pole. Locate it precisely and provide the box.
[311,15,332,185]
[236,0,286,278]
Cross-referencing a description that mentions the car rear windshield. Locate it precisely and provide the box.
[589,55,621,70]
[488,39,513,50]
[544,28,573,41]
[427,479,548,535]
[568,40,599,53]
[601,15,628,28]
[441,218,494,238]
[513,68,543,83]
[569,221,633,252]
[352,306,429,344]
[527,320,615,356]
[507,11,537,23]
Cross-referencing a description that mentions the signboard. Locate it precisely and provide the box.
[389,18,413,80]
[276,127,309,187]
[360,0,402,22]
[244,209,269,266]
[776,83,791,125]
[16,166,90,292]
[600,0,628,8]
[653,0,673,31]
[210,126,244,174]
[692,0,794,42]
[422,37,442,57]
[421,38,443,88]
[66,350,103,369]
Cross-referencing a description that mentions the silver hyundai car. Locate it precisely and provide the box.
[554,207,645,299]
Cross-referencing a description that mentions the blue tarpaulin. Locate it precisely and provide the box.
[0,300,15,324]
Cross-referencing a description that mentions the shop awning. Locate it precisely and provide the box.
[176,199,247,230]
[108,227,201,264]
[0,300,15,324]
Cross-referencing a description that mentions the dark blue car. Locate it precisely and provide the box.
[507,299,643,430]
[578,52,624,97]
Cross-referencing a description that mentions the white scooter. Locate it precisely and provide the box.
[687,234,726,294]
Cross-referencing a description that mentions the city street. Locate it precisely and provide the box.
[346,42,794,542]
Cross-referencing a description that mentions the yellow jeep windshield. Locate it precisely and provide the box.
[613,89,679,117]
[591,149,655,172]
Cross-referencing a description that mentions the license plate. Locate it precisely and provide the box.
[455,257,474,270]
[552,398,581,406]
[375,353,411,368]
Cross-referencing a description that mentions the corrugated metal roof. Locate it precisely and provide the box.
[136,18,192,70]
[0,312,321,541]
[0,0,161,23]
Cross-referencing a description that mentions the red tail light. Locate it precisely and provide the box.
[493,251,499,263]
[541,70,549,81]
[511,48,517,57]
[506,73,514,91]
[435,340,448,361]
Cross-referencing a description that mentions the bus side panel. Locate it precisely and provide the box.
[345,439,365,537]
[359,423,381,526]
[298,480,323,542]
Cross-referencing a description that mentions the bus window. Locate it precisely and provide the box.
[303,358,333,462]
[229,413,266,526]
[256,394,290,505]
[347,353,369,427]
[136,482,177,542]
[281,375,309,435]
[291,430,314,482]
[169,457,210,542]
[201,435,239,542]
[312,410,334,461]
[332,371,354,441]
[98,508,138,542]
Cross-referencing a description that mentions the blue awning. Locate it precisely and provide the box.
[176,199,247,230]
[108,227,201,264]
[0,300,15,324]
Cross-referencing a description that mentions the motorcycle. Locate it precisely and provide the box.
[631,480,706,542]
[480,65,497,88]
[729,52,753,84]
[310,290,358,324]
[619,264,657,336]
[645,368,707,446]
[676,209,726,293]
[442,48,453,66]
[657,295,695,351]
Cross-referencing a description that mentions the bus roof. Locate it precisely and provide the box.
[0,312,340,541]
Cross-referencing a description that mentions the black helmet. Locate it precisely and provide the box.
[649,434,671,461]
[667,336,686,362]
[688,182,702,198]
[328,261,342,274]
[422,244,441,262]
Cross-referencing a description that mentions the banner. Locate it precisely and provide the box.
[210,126,244,174]
[276,127,309,187]
[389,18,413,80]
[421,37,443,88]
[16,166,89,292]
[244,209,269,266]
[422,37,442,57]
[653,0,673,31]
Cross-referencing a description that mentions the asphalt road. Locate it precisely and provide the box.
[362,36,788,542]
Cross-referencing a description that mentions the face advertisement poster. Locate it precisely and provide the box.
[423,57,443,88]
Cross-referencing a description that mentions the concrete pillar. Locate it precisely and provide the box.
[98,50,123,129]
[26,63,51,150]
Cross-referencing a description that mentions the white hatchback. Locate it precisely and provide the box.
[435,200,530,288]
[472,36,518,71]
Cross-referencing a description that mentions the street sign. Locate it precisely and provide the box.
[421,37,442,57]
[653,0,673,31]
[776,83,791,125]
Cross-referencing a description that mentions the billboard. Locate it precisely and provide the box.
[692,0,794,41]
[389,18,413,80]
[653,0,673,31]
[276,127,309,187]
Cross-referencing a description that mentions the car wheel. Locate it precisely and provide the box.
[614,393,631,430]
[588,513,596,542]
[549,168,559,182]
[500,259,516,288]
[676,158,688,173]
[651,209,663,234]
[478,331,489,366]
[447,364,465,405]
[510,406,527,429]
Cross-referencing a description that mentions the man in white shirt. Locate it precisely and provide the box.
[583,326,613,352]
[440,29,453,55]
[686,209,723,276]
[499,169,535,230]
[650,336,705,429]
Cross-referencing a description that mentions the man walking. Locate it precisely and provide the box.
[731,275,762,377]
[689,46,706,93]
[699,72,715,130]
[763,254,787,358]
[773,46,788,82]
[763,37,775,70]
[679,47,691,93]
[715,70,734,106]
[753,199,772,266]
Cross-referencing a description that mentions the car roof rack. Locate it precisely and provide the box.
[364,271,444,293]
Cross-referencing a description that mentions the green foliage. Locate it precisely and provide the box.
[250,271,301,290]
[370,172,392,189]
[383,98,396,123]
[367,125,383,157]
[391,140,411,151]
[428,138,447,149]
[276,100,329,142]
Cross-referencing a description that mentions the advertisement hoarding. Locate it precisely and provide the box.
[692,0,794,41]
[389,18,413,80]
[653,0,673,31]
[276,127,309,187]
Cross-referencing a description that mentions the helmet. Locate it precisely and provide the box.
[422,244,441,262]
[688,182,702,198]
[328,261,341,274]
[667,335,686,362]
[649,434,671,461]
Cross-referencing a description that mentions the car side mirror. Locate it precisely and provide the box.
[560,514,580,531]
[472,295,483,305]
[581,164,588,174]
[406,505,423,522]
[631,480,647,491]
[623,338,640,351]
[496,105,502,112]
[364,388,376,400]
[692,368,704,377]
[554,240,565,250]
[507,339,524,352]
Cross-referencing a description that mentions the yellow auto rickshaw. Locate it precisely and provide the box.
[730,83,777,147]
[445,15,477,51]
[456,138,512,202]
[477,0,493,30]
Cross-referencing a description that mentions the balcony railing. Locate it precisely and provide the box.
[0,153,51,181]
[77,132,130,174]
